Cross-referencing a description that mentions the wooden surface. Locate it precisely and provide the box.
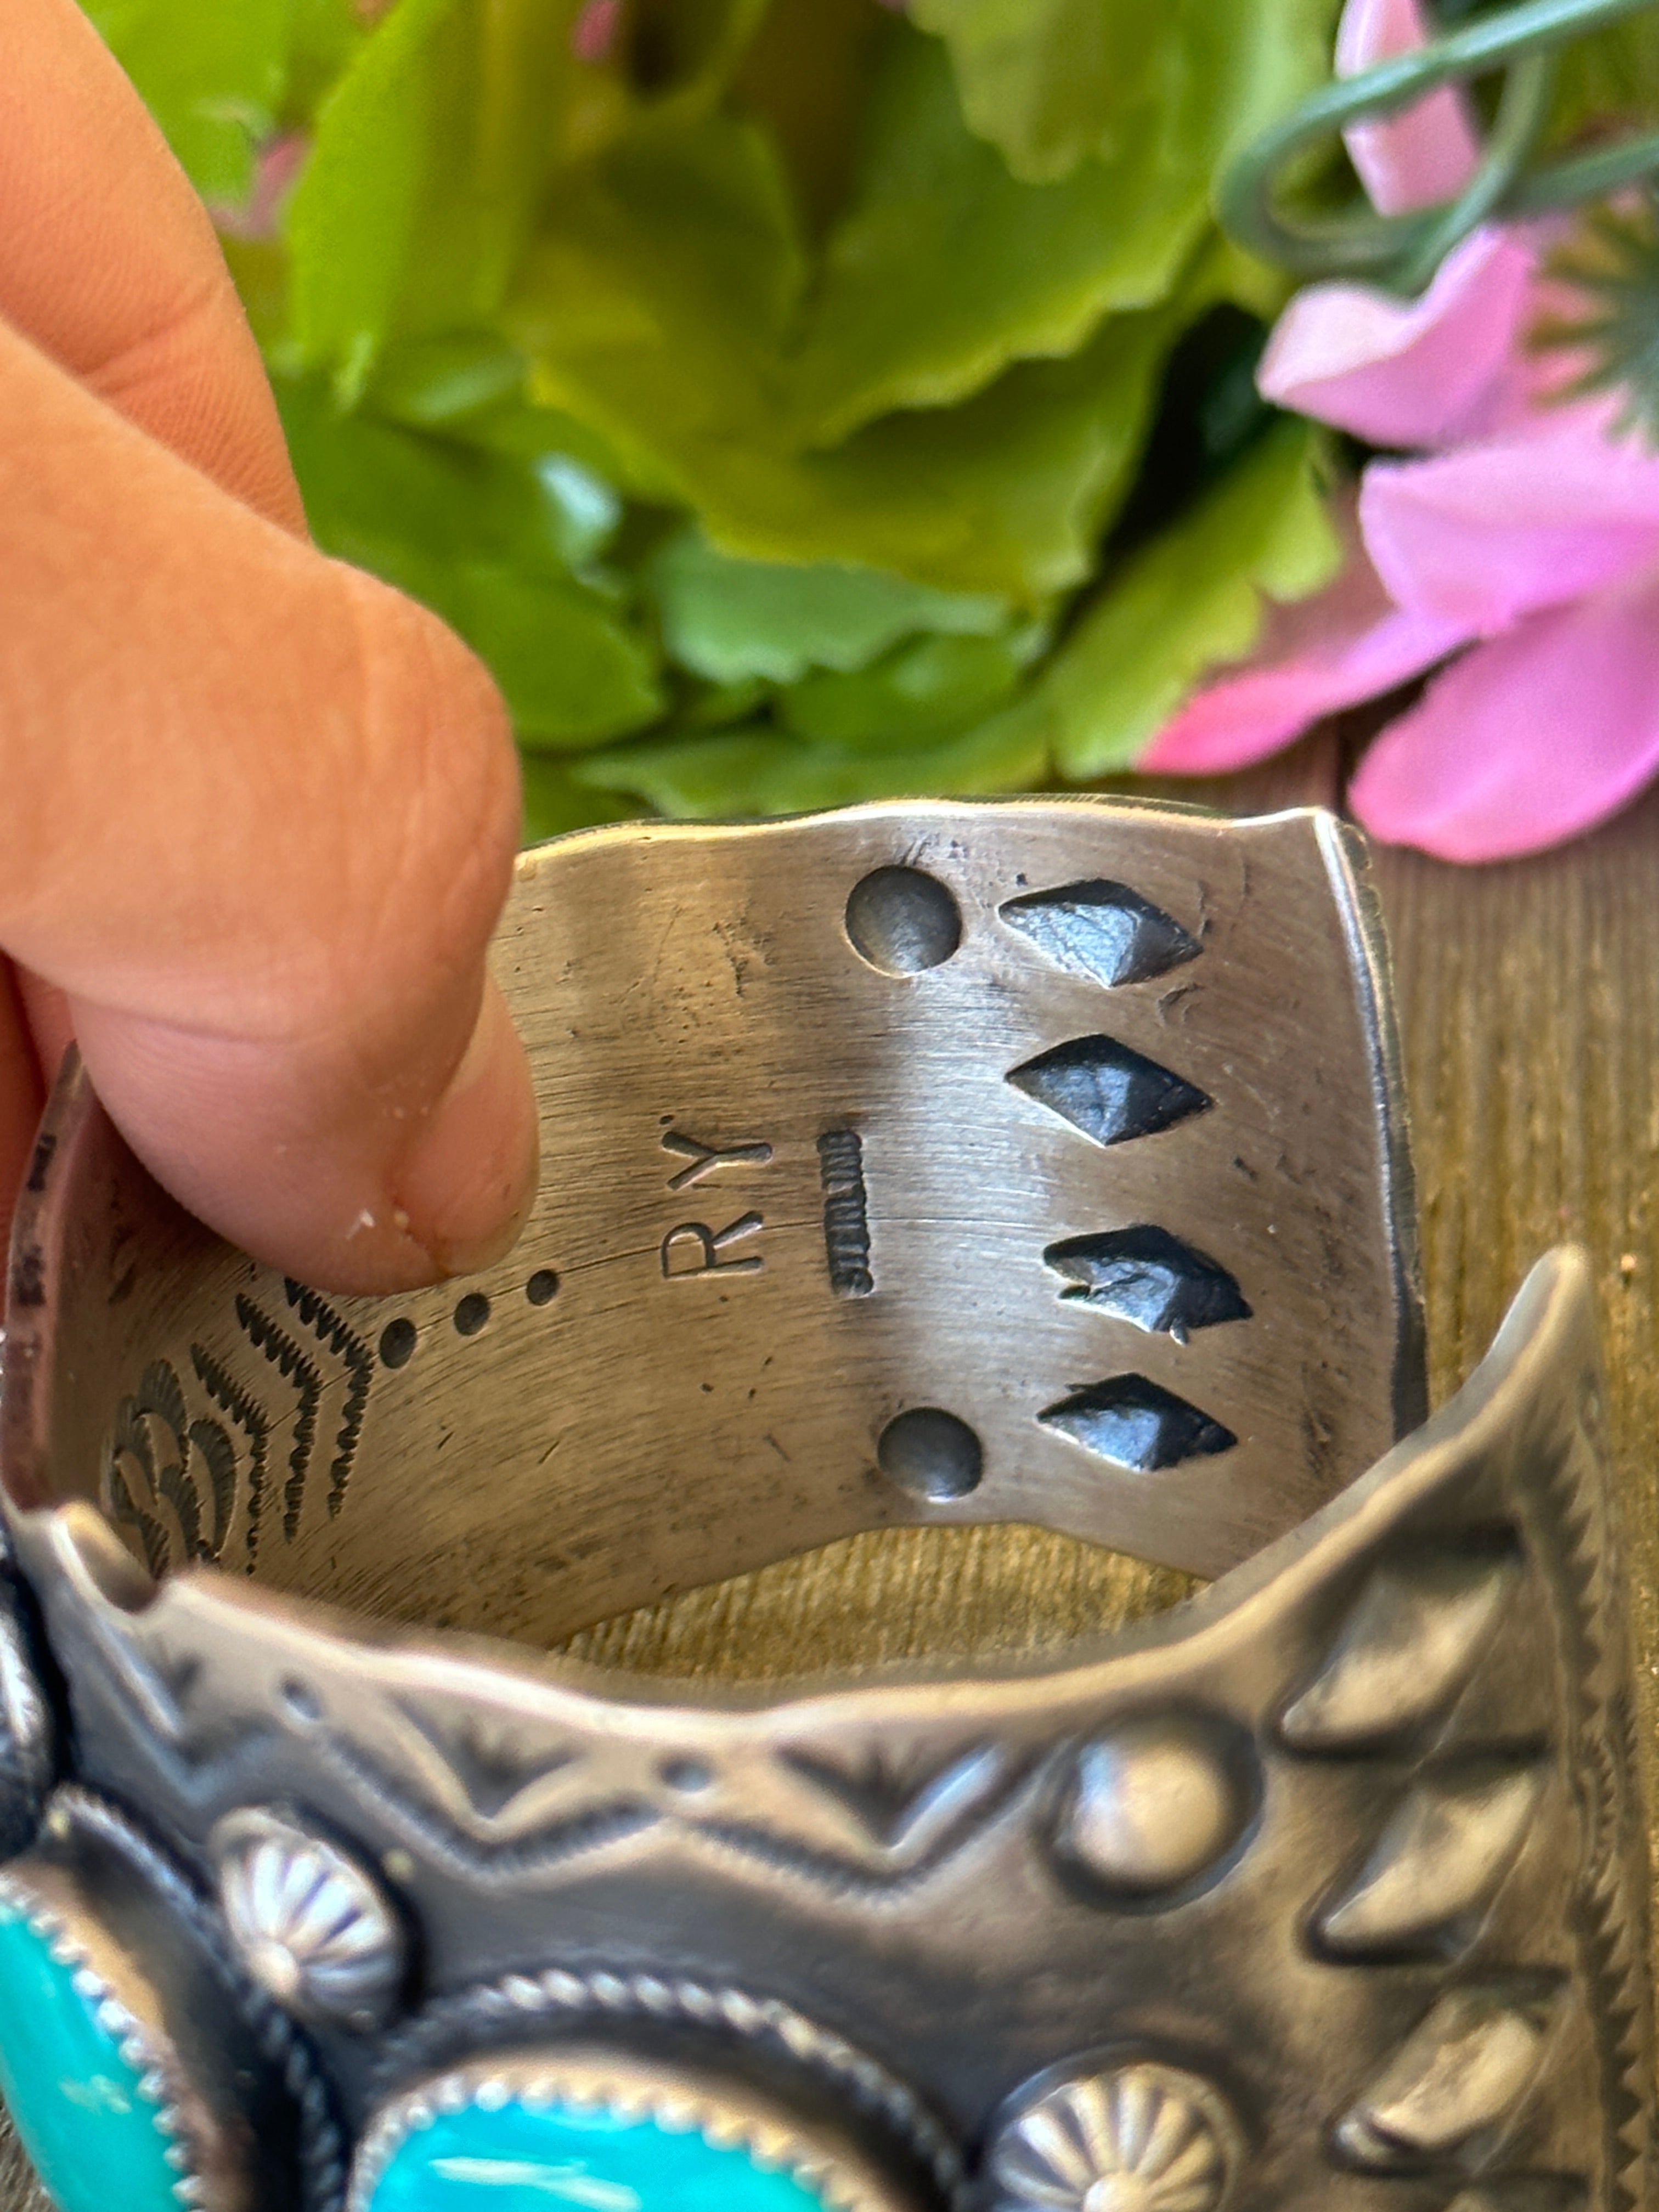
[8,739,1659,2198]
[1373,780,1659,1889]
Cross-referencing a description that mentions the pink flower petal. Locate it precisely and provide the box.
[1259,226,1539,448]
[211,131,307,241]
[572,0,623,62]
[1350,574,1659,859]
[1361,408,1659,631]
[1338,0,1481,216]
[1141,537,1468,774]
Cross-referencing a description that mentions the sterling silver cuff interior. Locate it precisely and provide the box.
[0,800,1650,2212]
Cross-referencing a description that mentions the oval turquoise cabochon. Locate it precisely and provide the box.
[365,2097,840,2212]
[0,1892,188,2212]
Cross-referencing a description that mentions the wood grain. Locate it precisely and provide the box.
[1372,783,1659,1942]
[10,733,1659,2199]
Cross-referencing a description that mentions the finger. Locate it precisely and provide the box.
[13,973,72,1084]
[0,314,538,1295]
[0,0,304,532]
[0,969,47,1257]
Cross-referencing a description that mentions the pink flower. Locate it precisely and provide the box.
[211,132,306,241]
[571,0,624,64]
[1140,0,1659,861]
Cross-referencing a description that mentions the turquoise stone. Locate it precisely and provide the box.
[0,1892,187,2212]
[365,2094,839,2212]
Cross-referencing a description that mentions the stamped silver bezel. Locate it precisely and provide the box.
[0,1847,216,2209]
[349,2044,926,2212]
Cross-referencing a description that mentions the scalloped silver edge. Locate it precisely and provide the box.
[367,1965,964,2204]
[9,1786,349,2212]
[0,1862,206,2208]
[348,2046,913,2212]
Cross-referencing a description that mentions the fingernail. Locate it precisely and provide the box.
[392,981,539,1278]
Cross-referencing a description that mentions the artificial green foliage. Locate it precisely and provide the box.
[911,0,1342,194]
[83,0,295,202]
[81,0,366,205]
[648,531,1007,685]
[287,0,575,399]
[785,24,1211,441]
[279,375,663,743]
[284,0,369,120]
[777,628,1040,749]
[516,247,1216,599]
[86,0,1352,834]
[1539,191,1659,443]
[905,0,1150,185]
[1548,13,1659,143]
[572,706,1053,819]
[577,424,1334,815]
[1028,417,1341,778]
[520,755,637,842]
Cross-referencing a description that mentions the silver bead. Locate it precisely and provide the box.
[1051,1719,1250,1901]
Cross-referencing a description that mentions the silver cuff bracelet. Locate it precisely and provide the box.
[0,799,1649,2212]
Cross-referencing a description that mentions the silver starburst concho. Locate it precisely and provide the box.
[212,1805,405,2032]
[989,2062,1244,2212]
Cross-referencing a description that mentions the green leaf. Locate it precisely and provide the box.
[452,563,663,747]
[447,395,630,492]
[285,0,454,388]
[512,105,1205,599]
[648,529,1007,685]
[787,21,1210,443]
[575,421,1341,816]
[574,706,1049,817]
[286,0,577,395]
[521,757,640,845]
[530,455,625,569]
[727,0,889,234]
[283,0,367,124]
[367,332,528,427]
[778,628,1036,750]
[681,675,770,727]
[83,0,293,202]
[1548,16,1659,142]
[510,104,810,505]
[905,0,1150,185]
[1199,0,1347,171]
[281,376,578,583]
[276,377,662,746]
[912,0,1342,189]
[624,0,772,111]
[218,230,291,354]
[783,294,1206,600]
[1022,418,1341,781]
[788,7,1335,440]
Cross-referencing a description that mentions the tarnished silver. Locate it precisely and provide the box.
[357,1963,967,2204]
[0,1858,216,2210]
[0,800,1647,2212]
[1,1787,342,2211]
[213,1807,406,2035]
[347,2046,919,2212]
[988,2062,1245,2212]
[0,1576,53,1858]
[3,799,1423,1628]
